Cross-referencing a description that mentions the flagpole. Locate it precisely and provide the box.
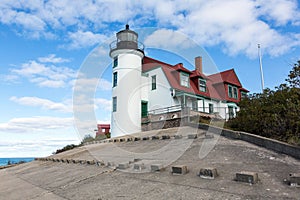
[258,44,265,93]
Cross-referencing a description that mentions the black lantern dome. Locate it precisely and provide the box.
[109,24,144,56]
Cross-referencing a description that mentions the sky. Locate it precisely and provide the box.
[0,0,299,157]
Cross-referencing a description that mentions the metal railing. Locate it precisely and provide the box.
[148,105,182,115]
[109,40,145,51]
[147,105,235,121]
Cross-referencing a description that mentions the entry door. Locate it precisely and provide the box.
[141,101,148,117]
[228,106,234,119]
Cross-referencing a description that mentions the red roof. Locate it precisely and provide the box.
[142,56,248,102]
[209,69,241,87]
[190,69,209,80]
[97,124,110,129]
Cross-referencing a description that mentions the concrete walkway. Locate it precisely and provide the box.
[1,126,299,199]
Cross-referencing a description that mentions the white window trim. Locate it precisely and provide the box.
[228,84,238,99]
[180,72,190,88]
[199,78,206,92]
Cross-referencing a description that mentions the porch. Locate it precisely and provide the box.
[141,105,231,131]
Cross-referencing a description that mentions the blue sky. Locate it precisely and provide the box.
[0,0,299,157]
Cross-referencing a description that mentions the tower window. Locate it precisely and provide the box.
[112,97,117,112]
[199,78,206,92]
[113,56,118,68]
[113,72,118,87]
[151,75,156,90]
[180,72,189,87]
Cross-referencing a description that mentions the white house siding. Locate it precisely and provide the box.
[218,101,228,119]
[144,67,177,112]
[141,75,149,102]
[202,99,219,113]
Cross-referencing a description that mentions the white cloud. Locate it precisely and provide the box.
[38,54,70,63]
[8,59,77,88]
[0,116,74,133]
[0,0,300,56]
[67,30,107,49]
[1,74,19,83]
[175,0,300,57]
[0,138,80,157]
[10,96,72,113]
[73,93,111,113]
[94,98,111,111]
[31,77,66,88]
[72,76,111,92]
[256,0,300,26]
[144,29,196,50]
[10,95,111,114]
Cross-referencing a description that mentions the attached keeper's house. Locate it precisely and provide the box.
[109,25,248,137]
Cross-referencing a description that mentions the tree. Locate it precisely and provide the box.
[226,62,300,145]
[286,61,300,88]
[81,134,95,144]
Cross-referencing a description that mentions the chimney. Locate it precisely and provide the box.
[195,56,202,74]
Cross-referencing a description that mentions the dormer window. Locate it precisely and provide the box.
[241,91,247,99]
[233,87,238,99]
[180,72,189,87]
[228,84,238,99]
[199,78,206,92]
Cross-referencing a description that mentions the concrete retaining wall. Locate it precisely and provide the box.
[142,117,189,131]
[189,122,300,160]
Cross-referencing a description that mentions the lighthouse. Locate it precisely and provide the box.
[109,25,144,137]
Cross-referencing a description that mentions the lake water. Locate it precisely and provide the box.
[0,157,35,166]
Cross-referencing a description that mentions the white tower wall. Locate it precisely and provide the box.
[110,50,144,137]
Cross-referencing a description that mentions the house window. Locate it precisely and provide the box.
[180,72,189,87]
[241,91,247,99]
[192,101,198,111]
[233,87,238,99]
[228,85,238,99]
[112,97,117,112]
[113,56,118,68]
[228,85,233,98]
[151,75,156,90]
[113,72,117,87]
[209,103,214,113]
[199,78,206,92]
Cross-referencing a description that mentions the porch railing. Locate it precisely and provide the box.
[148,105,182,115]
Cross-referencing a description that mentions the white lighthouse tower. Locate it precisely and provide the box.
[109,25,144,137]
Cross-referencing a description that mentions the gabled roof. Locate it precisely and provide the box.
[190,69,209,80]
[209,69,242,87]
[142,56,247,102]
[172,63,192,74]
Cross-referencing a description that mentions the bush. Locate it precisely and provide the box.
[55,144,80,154]
[81,135,95,144]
